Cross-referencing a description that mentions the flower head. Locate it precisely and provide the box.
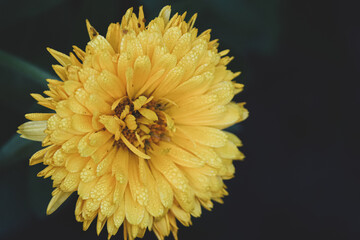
[18,6,248,240]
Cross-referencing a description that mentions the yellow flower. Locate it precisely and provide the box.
[17,5,248,240]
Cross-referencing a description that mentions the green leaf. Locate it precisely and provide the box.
[0,49,53,86]
[0,134,41,167]
[0,50,53,114]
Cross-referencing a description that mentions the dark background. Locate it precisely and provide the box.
[0,0,359,239]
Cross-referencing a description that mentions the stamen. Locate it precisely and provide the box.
[111,97,126,110]
[124,114,137,130]
[120,134,150,159]
[135,131,144,148]
[139,124,150,134]
[133,96,148,110]
[120,105,130,120]
[112,96,173,153]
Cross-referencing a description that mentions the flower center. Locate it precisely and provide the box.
[104,96,173,157]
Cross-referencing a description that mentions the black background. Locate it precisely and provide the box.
[0,0,359,239]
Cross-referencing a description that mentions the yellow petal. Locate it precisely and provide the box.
[169,74,208,101]
[60,172,80,192]
[98,51,116,74]
[65,154,87,173]
[125,67,135,99]
[139,211,152,230]
[172,186,195,213]
[207,81,234,105]
[25,113,54,121]
[75,197,84,220]
[120,7,133,28]
[52,64,67,81]
[153,217,171,239]
[47,48,71,67]
[85,19,99,40]
[56,100,75,118]
[138,159,164,217]
[91,174,114,201]
[159,5,171,24]
[113,180,127,204]
[150,146,189,192]
[100,194,116,218]
[152,66,184,99]
[83,198,100,220]
[177,41,207,81]
[89,130,113,147]
[150,164,173,209]
[212,102,248,129]
[224,131,243,146]
[71,114,93,133]
[49,129,73,144]
[30,93,55,110]
[125,187,145,225]
[72,45,85,61]
[64,80,82,96]
[51,168,67,185]
[78,178,97,199]
[128,157,149,206]
[171,135,222,169]
[68,96,91,115]
[84,74,112,102]
[171,33,191,60]
[163,27,182,52]
[132,55,151,95]
[29,146,52,165]
[62,135,82,153]
[106,23,121,53]
[113,197,125,228]
[78,133,98,157]
[162,142,204,168]
[53,148,66,166]
[107,216,119,237]
[177,125,227,148]
[18,120,47,142]
[47,190,72,215]
[86,93,112,114]
[99,115,120,135]
[170,204,191,227]
[96,147,117,176]
[169,94,218,117]
[96,216,107,236]
[112,148,129,183]
[91,138,115,163]
[214,140,244,160]
[97,70,125,98]
[143,72,166,97]
[180,167,211,198]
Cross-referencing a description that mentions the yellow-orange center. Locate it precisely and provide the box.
[113,97,170,150]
